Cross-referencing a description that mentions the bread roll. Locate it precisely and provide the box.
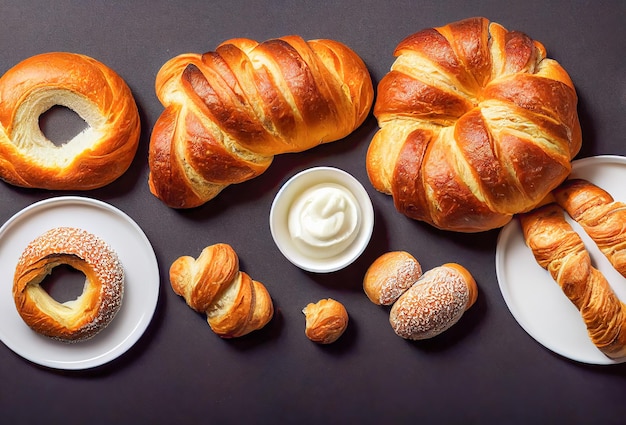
[170,243,273,338]
[363,251,422,305]
[389,263,477,340]
[302,298,349,344]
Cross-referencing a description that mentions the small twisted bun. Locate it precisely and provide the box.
[302,298,349,344]
[363,251,422,305]
[170,243,274,338]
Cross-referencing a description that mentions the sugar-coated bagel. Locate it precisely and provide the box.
[12,227,124,342]
[0,52,140,190]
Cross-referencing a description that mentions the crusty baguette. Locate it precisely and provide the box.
[520,203,626,359]
[553,178,626,278]
[149,35,374,208]
[366,17,581,232]
[170,243,273,338]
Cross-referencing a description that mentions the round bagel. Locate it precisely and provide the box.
[12,227,124,342]
[0,52,140,190]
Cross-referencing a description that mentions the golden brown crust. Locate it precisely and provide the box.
[148,35,374,208]
[553,179,626,277]
[206,272,255,337]
[170,243,239,313]
[363,251,422,305]
[302,298,349,344]
[169,243,274,338]
[366,17,581,232]
[248,280,275,331]
[389,263,477,340]
[12,227,124,342]
[0,52,140,190]
[520,203,626,359]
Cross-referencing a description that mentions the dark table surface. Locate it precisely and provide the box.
[1,1,625,424]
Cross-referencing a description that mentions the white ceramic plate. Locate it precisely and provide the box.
[496,156,626,365]
[0,196,159,370]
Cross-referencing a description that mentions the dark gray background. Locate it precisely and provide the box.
[1,1,625,424]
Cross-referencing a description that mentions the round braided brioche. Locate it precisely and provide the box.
[366,17,581,232]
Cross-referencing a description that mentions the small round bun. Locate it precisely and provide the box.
[389,263,477,340]
[13,227,124,342]
[302,298,349,344]
[363,251,422,305]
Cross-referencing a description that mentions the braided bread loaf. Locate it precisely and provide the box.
[149,35,374,208]
[367,17,581,232]
[170,243,273,338]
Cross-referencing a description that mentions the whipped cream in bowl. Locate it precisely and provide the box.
[270,167,374,273]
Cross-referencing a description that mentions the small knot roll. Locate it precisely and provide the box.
[302,298,349,344]
[170,243,274,338]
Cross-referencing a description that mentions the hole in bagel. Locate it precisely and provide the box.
[40,264,87,304]
[39,105,89,147]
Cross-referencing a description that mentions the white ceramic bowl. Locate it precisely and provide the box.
[270,167,374,273]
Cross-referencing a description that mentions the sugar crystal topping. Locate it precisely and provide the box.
[390,265,469,340]
[15,226,124,342]
[380,257,421,305]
